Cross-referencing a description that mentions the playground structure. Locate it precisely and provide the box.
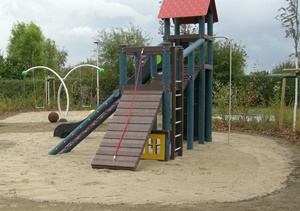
[22,64,104,116]
[49,0,219,171]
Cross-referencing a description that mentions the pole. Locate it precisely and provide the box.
[206,13,213,142]
[119,45,127,86]
[293,58,298,131]
[47,78,50,106]
[162,43,171,159]
[94,41,100,106]
[293,0,299,131]
[187,51,195,149]
[198,16,205,144]
[213,36,232,145]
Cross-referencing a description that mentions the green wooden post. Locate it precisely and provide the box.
[150,55,158,130]
[206,12,213,142]
[150,55,158,78]
[174,18,180,46]
[164,19,170,40]
[119,45,127,86]
[187,51,195,149]
[135,52,142,84]
[162,43,171,159]
[162,19,171,159]
[198,16,205,144]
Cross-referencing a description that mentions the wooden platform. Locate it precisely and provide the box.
[91,88,163,171]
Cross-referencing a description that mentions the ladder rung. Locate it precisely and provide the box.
[176,94,182,97]
[175,147,182,152]
[175,134,182,138]
[176,107,182,111]
[175,121,181,124]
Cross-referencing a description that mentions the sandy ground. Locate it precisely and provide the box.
[0,111,299,210]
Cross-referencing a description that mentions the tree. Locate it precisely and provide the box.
[7,21,44,69]
[56,48,68,71]
[1,56,26,79]
[43,38,68,71]
[94,23,152,78]
[272,60,295,74]
[213,40,247,84]
[5,21,68,79]
[276,0,300,130]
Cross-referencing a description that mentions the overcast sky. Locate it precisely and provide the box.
[0,0,294,74]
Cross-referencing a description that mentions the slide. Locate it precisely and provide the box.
[91,88,163,171]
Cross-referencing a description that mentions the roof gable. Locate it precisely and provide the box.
[158,0,218,23]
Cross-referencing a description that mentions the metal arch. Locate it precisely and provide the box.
[57,64,102,114]
[25,66,70,116]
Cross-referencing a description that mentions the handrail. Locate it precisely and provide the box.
[183,38,205,58]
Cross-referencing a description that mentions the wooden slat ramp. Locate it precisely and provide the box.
[91,89,163,171]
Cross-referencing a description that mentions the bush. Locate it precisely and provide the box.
[0,75,119,113]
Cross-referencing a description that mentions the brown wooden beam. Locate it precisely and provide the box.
[119,46,172,55]
[163,34,213,42]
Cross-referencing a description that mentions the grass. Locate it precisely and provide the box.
[213,105,300,148]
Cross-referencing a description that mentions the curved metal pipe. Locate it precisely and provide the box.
[57,64,102,114]
[24,66,70,116]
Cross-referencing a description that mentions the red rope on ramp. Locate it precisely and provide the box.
[113,48,144,161]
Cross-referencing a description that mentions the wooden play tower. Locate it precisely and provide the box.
[90,0,219,170]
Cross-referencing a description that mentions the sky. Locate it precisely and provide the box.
[0,0,295,74]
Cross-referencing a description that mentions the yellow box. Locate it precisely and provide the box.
[141,133,165,161]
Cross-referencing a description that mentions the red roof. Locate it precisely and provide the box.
[158,0,218,24]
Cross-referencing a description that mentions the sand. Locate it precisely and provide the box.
[0,111,293,206]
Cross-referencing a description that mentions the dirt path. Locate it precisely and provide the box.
[0,111,299,210]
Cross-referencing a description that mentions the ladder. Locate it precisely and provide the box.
[170,47,184,159]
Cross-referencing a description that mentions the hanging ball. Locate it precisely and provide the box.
[99,68,105,73]
[48,111,59,123]
[22,71,27,76]
[88,109,95,116]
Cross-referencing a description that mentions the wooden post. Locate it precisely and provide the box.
[119,45,127,87]
[279,73,286,130]
[205,12,213,142]
[198,16,206,144]
[162,43,171,160]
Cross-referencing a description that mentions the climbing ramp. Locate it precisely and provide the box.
[91,88,163,171]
